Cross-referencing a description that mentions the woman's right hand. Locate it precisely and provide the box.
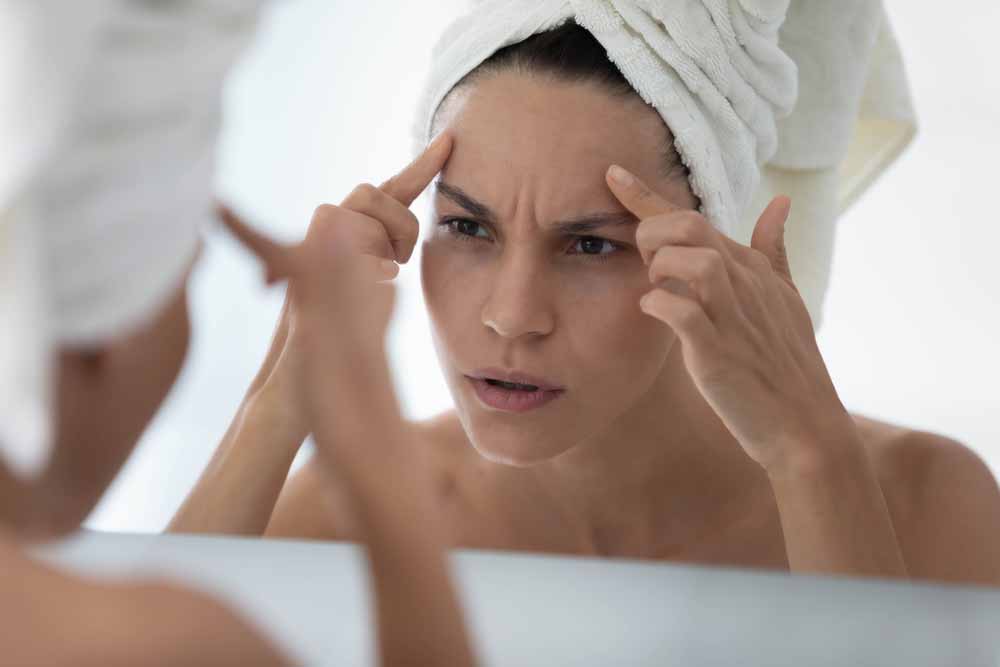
[170,135,454,538]
[242,132,454,435]
[222,134,475,667]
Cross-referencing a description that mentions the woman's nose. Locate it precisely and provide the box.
[480,259,555,340]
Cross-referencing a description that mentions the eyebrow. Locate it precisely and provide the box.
[435,181,496,224]
[434,180,638,235]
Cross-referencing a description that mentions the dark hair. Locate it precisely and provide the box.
[436,21,688,181]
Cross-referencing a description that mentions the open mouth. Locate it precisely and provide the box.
[466,375,564,413]
[484,379,540,392]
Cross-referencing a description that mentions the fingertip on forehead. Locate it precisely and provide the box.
[606,164,636,187]
[430,128,455,151]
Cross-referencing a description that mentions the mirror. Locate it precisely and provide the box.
[83,0,999,592]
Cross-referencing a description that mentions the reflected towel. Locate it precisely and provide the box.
[0,0,261,477]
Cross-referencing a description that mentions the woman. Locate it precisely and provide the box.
[172,9,1000,586]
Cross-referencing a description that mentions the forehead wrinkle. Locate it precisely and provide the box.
[434,178,639,239]
[434,175,546,235]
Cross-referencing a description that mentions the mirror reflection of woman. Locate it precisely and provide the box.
[0,3,476,664]
[172,8,1000,587]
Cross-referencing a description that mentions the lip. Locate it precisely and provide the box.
[466,377,565,413]
[467,368,563,392]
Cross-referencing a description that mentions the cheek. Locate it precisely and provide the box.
[421,242,453,321]
[420,242,483,345]
[559,274,674,399]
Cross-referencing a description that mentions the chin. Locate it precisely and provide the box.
[470,439,568,467]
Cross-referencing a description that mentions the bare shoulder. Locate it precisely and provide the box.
[415,410,477,471]
[412,410,488,510]
[851,413,1000,587]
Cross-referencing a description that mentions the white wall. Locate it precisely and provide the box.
[87,1,1000,531]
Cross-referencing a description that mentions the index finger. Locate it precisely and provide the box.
[605,164,681,220]
[379,132,454,206]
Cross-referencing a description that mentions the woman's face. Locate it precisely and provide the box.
[421,72,699,466]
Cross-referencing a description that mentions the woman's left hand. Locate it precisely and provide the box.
[605,165,859,473]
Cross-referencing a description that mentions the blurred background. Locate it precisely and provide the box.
[87,1,1000,531]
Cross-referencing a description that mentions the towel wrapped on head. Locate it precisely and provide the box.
[415,0,916,329]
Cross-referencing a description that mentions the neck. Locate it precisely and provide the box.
[0,459,56,539]
[0,460,31,536]
[0,453,90,541]
[531,347,766,557]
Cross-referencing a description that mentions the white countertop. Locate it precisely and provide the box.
[33,531,1000,667]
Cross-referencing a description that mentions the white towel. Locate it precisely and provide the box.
[414,0,916,330]
[746,1,917,330]
[0,0,262,478]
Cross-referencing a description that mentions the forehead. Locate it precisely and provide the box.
[435,72,671,221]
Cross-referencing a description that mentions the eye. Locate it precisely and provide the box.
[437,219,624,262]
[570,236,619,258]
[440,217,490,241]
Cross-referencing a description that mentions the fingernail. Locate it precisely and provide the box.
[639,292,652,311]
[608,165,634,187]
[430,131,448,150]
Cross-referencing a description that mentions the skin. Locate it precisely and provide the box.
[0,276,293,666]
[218,136,476,665]
[173,72,1000,587]
[1,281,194,537]
[1,135,477,666]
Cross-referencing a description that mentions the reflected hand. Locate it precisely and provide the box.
[605,164,858,473]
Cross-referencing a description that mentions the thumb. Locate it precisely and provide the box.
[750,196,794,285]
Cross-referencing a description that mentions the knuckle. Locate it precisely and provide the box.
[350,183,379,206]
[648,248,670,281]
[643,289,664,313]
[635,219,656,247]
[686,210,709,225]
[635,218,653,243]
[676,213,705,241]
[401,211,420,238]
[638,215,672,251]
[312,203,338,220]
[402,227,419,247]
